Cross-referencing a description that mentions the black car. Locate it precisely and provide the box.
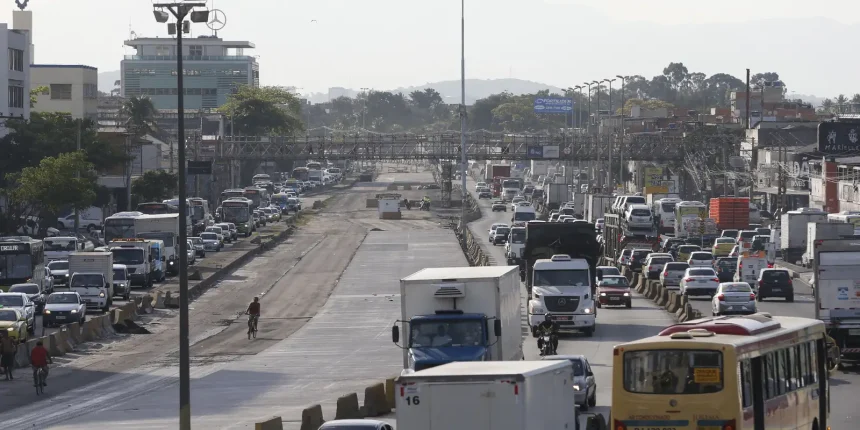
[478,190,493,199]
[660,238,685,253]
[628,249,652,272]
[492,227,510,245]
[9,283,46,314]
[714,257,738,282]
[757,269,793,301]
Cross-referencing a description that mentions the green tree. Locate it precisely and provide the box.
[8,152,97,233]
[121,96,158,136]
[29,86,48,108]
[218,85,304,135]
[131,170,178,202]
[409,88,443,109]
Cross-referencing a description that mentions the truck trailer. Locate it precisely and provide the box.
[393,266,523,373]
[780,208,827,264]
[813,238,860,365]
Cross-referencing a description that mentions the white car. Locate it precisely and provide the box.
[679,267,720,297]
[476,182,487,190]
[510,197,525,210]
[643,253,674,280]
[488,223,508,242]
[0,292,35,334]
[687,251,714,267]
[618,249,633,266]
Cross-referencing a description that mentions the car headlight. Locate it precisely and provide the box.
[599,292,606,297]
[623,292,630,296]
[583,308,592,314]
[169,260,175,265]
[99,292,106,298]
[64,273,70,277]
[70,309,77,313]
[572,384,581,391]
[44,310,51,314]
[7,327,13,331]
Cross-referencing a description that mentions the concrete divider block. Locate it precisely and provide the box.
[335,392,362,419]
[299,404,325,430]
[123,301,137,317]
[253,416,283,430]
[14,339,30,367]
[47,332,65,356]
[666,292,679,313]
[680,303,694,322]
[59,325,76,351]
[153,291,166,309]
[362,382,391,417]
[140,294,154,313]
[68,321,82,343]
[385,377,396,410]
[657,285,669,307]
[631,273,641,289]
[101,313,116,335]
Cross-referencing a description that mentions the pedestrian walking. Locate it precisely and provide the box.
[0,331,18,380]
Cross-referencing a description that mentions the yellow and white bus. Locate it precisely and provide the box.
[612,313,830,430]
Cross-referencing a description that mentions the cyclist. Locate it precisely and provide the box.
[30,340,52,387]
[246,297,261,337]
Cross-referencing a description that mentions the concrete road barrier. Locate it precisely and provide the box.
[586,413,608,430]
[14,339,31,367]
[47,332,65,356]
[657,285,669,307]
[365,199,378,208]
[621,266,631,281]
[59,325,76,351]
[139,294,154,313]
[680,303,694,322]
[335,392,362,420]
[666,292,681,313]
[385,377,396,410]
[300,404,325,430]
[254,416,283,430]
[362,382,391,417]
[100,313,116,336]
[153,291,166,309]
[68,321,83,343]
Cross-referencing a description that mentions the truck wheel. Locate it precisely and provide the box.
[584,328,594,337]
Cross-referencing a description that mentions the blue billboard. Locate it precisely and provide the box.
[533,97,573,113]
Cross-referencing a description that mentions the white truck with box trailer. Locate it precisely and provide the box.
[395,360,579,430]
[780,208,827,264]
[135,214,180,275]
[68,251,114,312]
[813,238,860,365]
[585,194,612,224]
[801,222,854,268]
[392,266,523,374]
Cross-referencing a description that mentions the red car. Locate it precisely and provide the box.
[596,275,632,308]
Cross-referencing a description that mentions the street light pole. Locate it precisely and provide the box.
[616,75,626,191]
[592,81,601,189]
[153,4,209,430]
[603,78,616,190]
[459,0,468,222]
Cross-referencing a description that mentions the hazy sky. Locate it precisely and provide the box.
[3,0,858,97]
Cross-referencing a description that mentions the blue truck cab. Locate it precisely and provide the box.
[394,311,497,372]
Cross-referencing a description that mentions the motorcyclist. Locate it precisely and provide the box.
[536,313,559,355]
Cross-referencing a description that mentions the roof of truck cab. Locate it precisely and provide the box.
[403,266,517,282]
[401,360,570,379]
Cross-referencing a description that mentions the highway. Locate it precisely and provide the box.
[0,165,470,429]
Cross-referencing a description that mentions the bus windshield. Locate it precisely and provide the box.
[104,219,136,243]
[223,205,250,223]
[623,349,723,394]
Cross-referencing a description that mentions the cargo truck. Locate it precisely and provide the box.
[813,238,860,365]
[801,222,854,268]
[135,214,180,275]
[780,208,827,264]
[521,223,600,337]
[543,183,567,212]
[395,361,579,430]
[485,164,511,184]
[530,160,549,177]
[68,251,114,312]
[392,266,523,373]
[585,194,613,224]
[709,197,750,230]
[107,238,154,288]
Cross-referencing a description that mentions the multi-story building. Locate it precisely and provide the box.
[0,22,30,135]
[30,64,98,120]
[121,35,258,110]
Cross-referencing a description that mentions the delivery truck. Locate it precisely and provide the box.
[543,183,567,212]
[392,266,523,373]
[801,222,854,268]
[585,194,613,224]
[485,164,511,183]
[68,251,114,312]
[395,361,579,430]
[135,214,180,275]
[780,208,827,264]
[709,196,750,230]
[813,239,860,365]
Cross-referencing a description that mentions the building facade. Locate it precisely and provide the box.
[30,65,98,120]
[120,35,258,110]
[0,23,30,134]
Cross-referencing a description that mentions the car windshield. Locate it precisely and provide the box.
[627,197,646,205]
[409,319,484,348]
[9,284,38,294]
[723,284,751,293]
[0,295,24,307]
[544,357,585,376]
[689,269,715,277]
[513,211,536,222]
[534,269,590,287]
[650,257,673,265]
[722,230,738,237]
[71,274,104,287]
[690,252,713,260]
[201,233,217,240]
[44,238,77,251]
[47,294,78,304]
[48,261,69,271]
[717,259,737,268]
[631,209,651,216]
[679,246,700,253]
[762,271,790,281]
[600,277,629,287]
[113,269,127,280]
[495,227,510,235]
[665,263,689,271]
[632,250,650,259]
[0,310,17,321]
[623,350,723,394]
[739,231,757,240]
[599,267,621,276]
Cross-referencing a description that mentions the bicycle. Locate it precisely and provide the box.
[34,367,46,395]
[247,314,258,339]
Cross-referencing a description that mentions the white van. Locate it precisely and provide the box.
[654,198,681,232]
[624,204,653,228]
[512,205,537,223]
[734,251,769,287]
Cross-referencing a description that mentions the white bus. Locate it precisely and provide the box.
[674,200,707,238]
[251,173,271,183]
[826,213,860,235]
[103,211,145,243]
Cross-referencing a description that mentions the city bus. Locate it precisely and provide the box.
[137,202,174,214]
[612,314,830,430]
[0,236,46,292]
[243,186,265,209]
[306,161,322,171]
[220,189,245,205]
[251,173,271,183]
[103,211,144,243]
[162,198,195,236]
[826,213,860,235]
[221,198,253,236]
[292,167,309,182]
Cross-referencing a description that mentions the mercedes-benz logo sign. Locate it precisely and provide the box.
[15,0,29,10]
[206,9,227,31]
[558,298,567,306]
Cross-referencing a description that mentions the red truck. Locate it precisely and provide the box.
[709,197,750,230]
[486,164,511,197]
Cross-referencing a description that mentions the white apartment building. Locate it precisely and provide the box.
[0,22,30,135]
[30,64,98,120]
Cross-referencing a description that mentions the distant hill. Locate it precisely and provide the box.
[98,70,121,93]
[307,78,566,104]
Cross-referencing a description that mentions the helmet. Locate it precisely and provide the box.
[544,313,553,322]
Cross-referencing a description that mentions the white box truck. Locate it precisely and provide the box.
[68,251,114,312]
[395,361,578,430]
[780,208,827,264]
[585,194,613,223]
[813,239,860,364]
[107,238,154,288]
[135,214,180,275]
[530,160,549,177]
[393,266,523,373]
[801,222,854,268]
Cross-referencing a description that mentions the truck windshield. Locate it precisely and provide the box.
[137,232,175,247]
[409,319,484,348]
[510,229,526,243]
[513,211,536,222]
[71,274,104,287]
[111,249,144,265]
[534,269,590,287]
[661,202,677,212]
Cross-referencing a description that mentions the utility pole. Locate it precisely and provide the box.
[74,119,81,233]
[459,0,467,222]
[169,139,175,173]
[745,69,751,129]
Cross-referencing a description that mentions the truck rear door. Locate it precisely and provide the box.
[404,381,518,430]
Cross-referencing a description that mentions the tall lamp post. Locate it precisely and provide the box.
[616,75,627,191]
[583,82,592,126]
[459,0,467,222]
[153,4,210,430]
[573,85,583,129]
[591,81,601,188]
[603,78,616,190]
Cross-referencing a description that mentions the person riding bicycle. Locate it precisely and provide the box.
[536,313,559,355]
[246,297,261,326]
[30,340,52,387]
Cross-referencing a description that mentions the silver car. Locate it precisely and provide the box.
[687,251,714,268]
[541,354,597,410]
[644,253,673,280]
[712,282,757,316]
[0,292,35,334]
[660,262,690,289]
[199,232,221,251]
[680,267,720,297]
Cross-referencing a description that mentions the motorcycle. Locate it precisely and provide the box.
[420,201,430,211]
[538,333,556,356]
[826,334,841,373]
